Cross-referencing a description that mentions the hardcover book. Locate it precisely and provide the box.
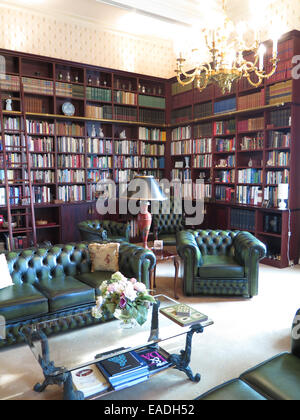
[160,304,208,327]
[71,365,110,398]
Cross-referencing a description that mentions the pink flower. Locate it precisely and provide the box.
[134,282,147,293]
[119,295,127,309]
[107,284,116,293]
[130,278,137,284]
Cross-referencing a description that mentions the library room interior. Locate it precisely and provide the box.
[1,0,300,402]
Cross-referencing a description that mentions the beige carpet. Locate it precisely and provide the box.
[1,258,299,401]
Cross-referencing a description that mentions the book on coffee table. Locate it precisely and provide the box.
[71,364,110,398]
[136,347,173,374]
[160,304,208,327]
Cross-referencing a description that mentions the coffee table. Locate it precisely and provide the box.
[150,249,181,299]
[20,295,213,400]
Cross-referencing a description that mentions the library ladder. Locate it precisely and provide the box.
[0,81,37,250]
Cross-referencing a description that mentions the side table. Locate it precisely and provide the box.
[150,249,181,299]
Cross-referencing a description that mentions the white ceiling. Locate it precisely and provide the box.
[0,0,297,42]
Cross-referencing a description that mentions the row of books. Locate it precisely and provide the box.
[193,183,212,200]
[2,134,23,149]
[86,87,112,102]
[139,109,165,124]
[30,153,55,168]
[214,120,236,135]
[269,109,291,128]
[27,120,55,135]
[193,138,212,154]
[268,131,291,149]
[86,104,113,120]
[237,169,263,184]
[215,169,235,184]
[264,186,279,208]
[171,89,193,109]
[30,170,55,184]
[230,209,256,231]
[267,80,292,105]
[0,169,20,183]
[265,58,293,84]
[216,155,235,167]
[33,186,52,203]
[28,137,53,153]
[214,97,236,114]
[266,151,290,167]
[171,106,192,124]
[23,77,54,95]
[171,125,192,141]
[194,122,213,138]
[24,96,44,114]
[113,156,164,169]
[193,154,212,168]
[87,170,111,184]
[215,137,236,152]
[114,140,139,155]
[240,134,264,151]
[3,153,22,166]
[266,169,290,185]
[56,82,84,98]
[237,117,264,132]
[215,185,234,202]
[57,169,85,183]
[171,140,192,155]
[194,101,212,118]
[5,235,29,251]
[237,90,265,110]
[236,186,263,206]
[171,168,191,181]
[114,169,138,183]
[114,105,137,122]
[139,95,166,109]
[56,122,85,137]
[140,142,165,156]
[57,154,85,168]
[86,138,113,155]
[114,91,137,106]
[57,137,85,153]
[0,74,20,91]
[87,156,112,169]
[58,185,86,202]
[2,117,21,131]
[138,127,166,142]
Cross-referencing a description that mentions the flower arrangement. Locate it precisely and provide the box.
[92,272,156,326]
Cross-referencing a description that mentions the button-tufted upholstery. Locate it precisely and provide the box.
[78,220,131,242]
[177,230,266,297]
[0,241,156,348]
[152,198,186,246]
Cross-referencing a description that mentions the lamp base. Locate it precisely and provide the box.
[137,201,152,249]
[278,199,287,210]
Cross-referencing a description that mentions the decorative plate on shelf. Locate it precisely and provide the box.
[62,102,75,116]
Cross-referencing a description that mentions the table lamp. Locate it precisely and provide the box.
[126,176,166,249]
[278,183,289,210]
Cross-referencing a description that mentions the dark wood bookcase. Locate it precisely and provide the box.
[167,30,300,268]
[0,50,167,250]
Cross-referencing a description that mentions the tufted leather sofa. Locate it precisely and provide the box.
[197,309,300,400]
[176,230,266,298]
[152,198,186,246]
[78,220,131,243]
[0,241,156,348]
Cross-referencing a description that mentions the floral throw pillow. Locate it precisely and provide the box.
[88,243,120,273]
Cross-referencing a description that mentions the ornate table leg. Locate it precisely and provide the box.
[169,324,204,382]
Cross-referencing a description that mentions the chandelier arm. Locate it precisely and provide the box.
[245,73,264,88]
[176,74,196,86]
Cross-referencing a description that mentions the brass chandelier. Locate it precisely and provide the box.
[175,0,279,94]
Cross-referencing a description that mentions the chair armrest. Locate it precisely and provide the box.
[118,243,156,289]
[292,309,300,358]
[78,223,108,242]
[233,232,266,297]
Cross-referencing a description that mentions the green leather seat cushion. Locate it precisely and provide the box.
[34,276,95,312]
[157,234,177,246]
[240,353,300,400]
[75,271,114,296]
[0,284,49,321]
[197,379,267,400]
[198,255,245,279]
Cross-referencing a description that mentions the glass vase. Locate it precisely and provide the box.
[114,309,137,329]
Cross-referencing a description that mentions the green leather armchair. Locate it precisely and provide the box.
[197,308,300,400]
[176,230,266,298]
[152,199,186,246]
[78,219,131,243]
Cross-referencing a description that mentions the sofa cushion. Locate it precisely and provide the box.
[198,255,245,279]
[240,353,300,400]
[0,284,49,321]
[75,272,114,296]
[34,276,95,312]
[196,379,267,400]
[88,243,120,273]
